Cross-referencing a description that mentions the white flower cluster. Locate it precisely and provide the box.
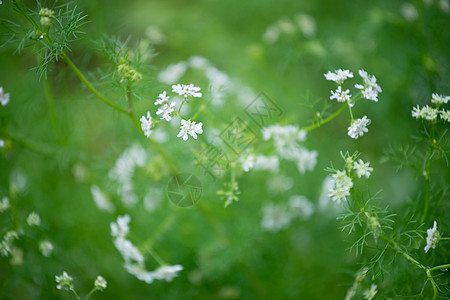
[0,87,10,106]
[363,284,378,300]
[411,93,449,122]
[108,145,147,207]
[0,197,10,213]
[262,13,317,44]
[141,83,204,141]
[55,271,73,291]
[261,195,315,232]
[324,69,381,139]
[26,211,41,227]
[261,124,317,174]
[39,240,54,257]
[110,215,183,284]
[329,156,373,203]
[424,220,441,253]
[90,185,115,213]
[0,231,19,257]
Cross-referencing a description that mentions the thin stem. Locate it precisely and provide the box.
[61,54,128,114]
[147,246,167,266]
[2,129,54,156]
[421,148,433,223]
[126,84,132,115]
[70,288,81,300]
[83,287,97,300]
[428,263,450,272]
[301,103,348,132]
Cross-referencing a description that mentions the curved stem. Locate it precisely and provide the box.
[429,263,450,272]
[301,103,348,132]
[83,287,97,300]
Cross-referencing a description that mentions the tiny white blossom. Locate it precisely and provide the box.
[156,101,176,122]
[177,119,203,141]
[114,237,144,263]
[324,69,354,84]
[0,139,4,148]
[125,263,155,284]
[153,265,183,282]
[254,155,280,172]
[110,214,131,238]
[154,91,170,105]
[423,105,439,121]
[55,271,73,291]
[27,212,41,227]
[295,149,318,174]
[363,284,378,300]
[90,185,115,213]
[329,170,353,203]
[440,109,450,122]
[411,105,424,119]
[0,87,10,106]
[239,150,256,172]
[158,62,187,84]
[355,70,382,102]
[39,240,54,257]
[94,276,107,291]
[348,116,370,139]
[330,86,352,104]
[424,221,440,253]
[140,112,153,138]
[172,83,202,99]
[261,203,292,232]
[0,197,10,213]
[353,159,373,178]
[431,93,449,105]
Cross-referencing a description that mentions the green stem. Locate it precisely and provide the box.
[126,84,133,115]
[61,54,128,114]
[301,103,348,132]
[428,263,450,272]
[147,246,167,266]
[2,129,54,156]
[70,288,81,300]
[421,149,433,224]
[83,287,97,300]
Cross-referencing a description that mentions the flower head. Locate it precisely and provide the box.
[156,101,176,122]
[363,284,378,300]
[353,159,373,178]
[431,93,449,105]
[330,86,352,104]
[177,119,203,141]
[140,112,153,138]
[39,240,54,257]
[172,83,202,99]
[424,221,440,253]
[348,116,370,139]
[440,109,450,122]
[324,69,353,84]
[355,70,382,102]
[55,271,74,291]
[329,170,353,203]
[0,87,10,106]
[110,214,131,238]
[154,91,170,105]
[27,212,41,227]
[153,265,183,282]
[94,276,107,291]
[0,197,10,213]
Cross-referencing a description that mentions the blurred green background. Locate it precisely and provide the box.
[1,0,449,299]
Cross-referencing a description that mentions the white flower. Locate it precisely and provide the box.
[156,101,176,122]
[27,212,41,227]
[90,185,115,213]
[110,214,131,238]
[329,170,353,203]
[348,116,370,139]
[423,105,439,121]
[114,237,144,263]
[324,69,354,84]
[0,139,4,148]
[154,91,170,105]
[177,119,203,141]
[363,284,378,300]
[39,240,54,257]
[238,150,256,172]
[330,86,352,104]
[0,87,10,106]
[424,221,440,253]
[400,2,419,22]
[158,62,187,84]
[261,202,292,232]
[140,112,153,138]
[125,263,155,283]
[153,265,183,282]
[172,83,202,99]
[411,105,424,119]
[295,149,318,174]
[254,155,280,172]
[94,276,107,291]
[0,197,10,213]
[353,159,373,178]
[440,109,450,122]
[288,195,314,219]
[55,271,74,291]
[431,93,449,105]
[355,70,382,102]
